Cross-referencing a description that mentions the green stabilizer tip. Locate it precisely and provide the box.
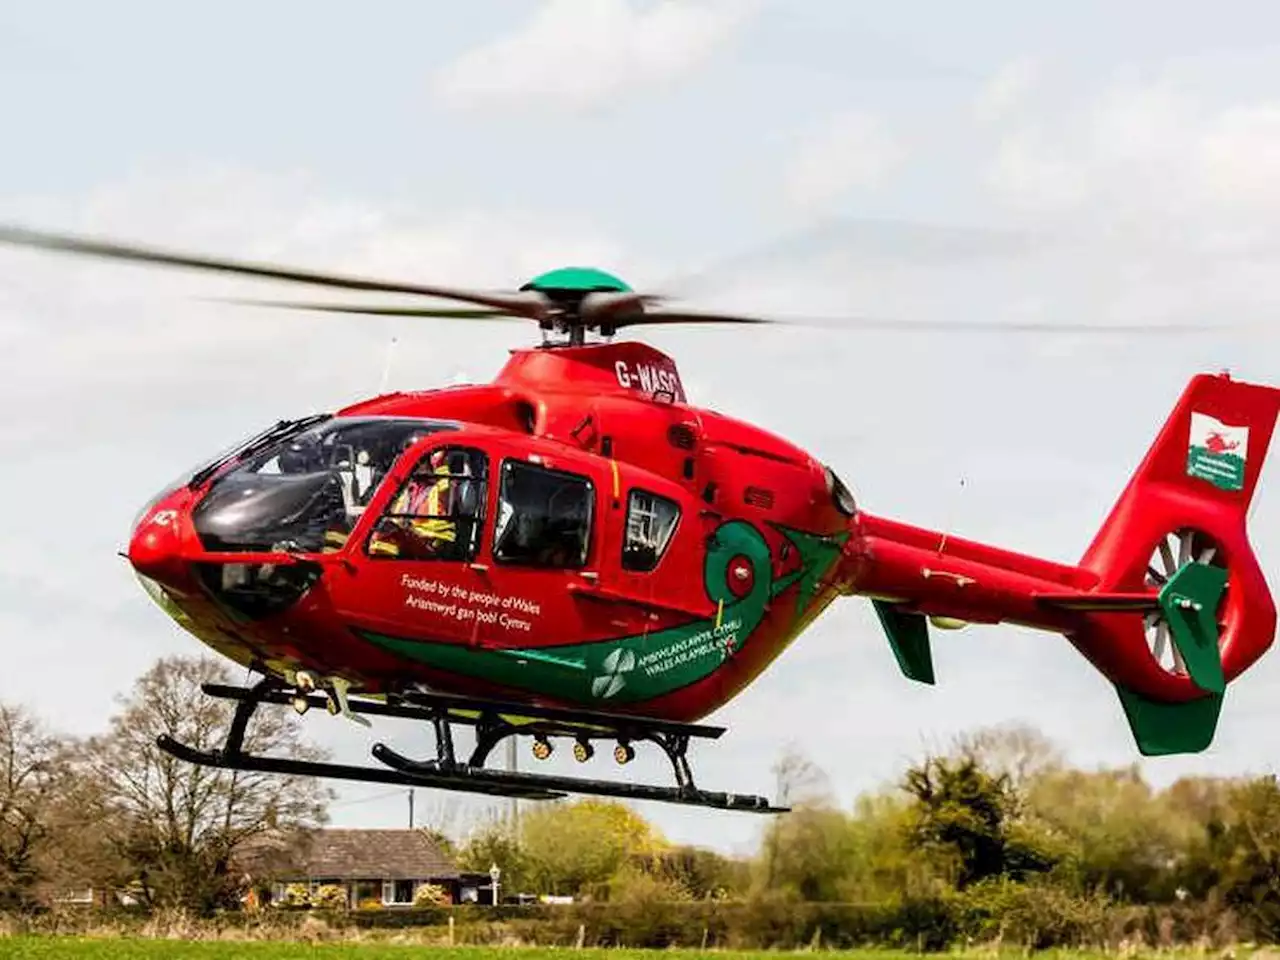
[1158,560,1228,695]
[871,599,935,685]
[1115,685,1223,756]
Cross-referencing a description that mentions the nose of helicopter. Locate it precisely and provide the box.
[126,492,189,585]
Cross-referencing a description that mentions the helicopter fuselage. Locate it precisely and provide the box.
[128,341,859,722]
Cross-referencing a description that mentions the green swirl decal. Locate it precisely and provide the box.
[572,520,776,703]
[357,521,845,705]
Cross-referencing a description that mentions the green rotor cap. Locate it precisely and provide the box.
[522,267,632,293]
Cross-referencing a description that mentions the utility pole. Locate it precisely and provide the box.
[507,737,519,843]
[408,789,415,829]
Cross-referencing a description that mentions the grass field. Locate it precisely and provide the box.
[0,943,1252,960]
[0,946,952,960]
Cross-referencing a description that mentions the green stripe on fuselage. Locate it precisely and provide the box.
[357,521,846,705]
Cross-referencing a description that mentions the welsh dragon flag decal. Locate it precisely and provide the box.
[1187,411,1249,492]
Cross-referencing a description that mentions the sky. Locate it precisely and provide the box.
[4,0,1280,857]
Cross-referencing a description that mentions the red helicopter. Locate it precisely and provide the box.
[3,224,1279,813]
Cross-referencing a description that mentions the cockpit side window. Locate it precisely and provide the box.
[366,447,489,562]
[622,488,680,572]
[492,460,594,569]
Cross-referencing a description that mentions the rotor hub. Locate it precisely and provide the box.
[521,268,643,346]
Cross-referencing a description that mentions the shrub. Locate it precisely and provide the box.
[312,885,348,911]
[413,883,451,907]
[277,884,311,908]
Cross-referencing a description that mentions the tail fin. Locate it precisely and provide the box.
[1078,372,1280,755]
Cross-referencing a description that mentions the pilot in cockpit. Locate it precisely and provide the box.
[368,448,458,558]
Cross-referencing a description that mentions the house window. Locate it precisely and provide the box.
[368,446,489,562]
[622,489,680,572]
[493,460,594,569]
[382,879,416,905]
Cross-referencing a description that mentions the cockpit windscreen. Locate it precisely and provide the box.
[192,417,457,553]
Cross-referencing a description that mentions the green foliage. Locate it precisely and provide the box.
[630,844,749,900]
[758,801,861,900]
[1026,765,1188,902]
[1186,774,1280,939]
[276,883,311,908]
[9,655,1280,953]
[310,885,347,910]
[459,799,664,899]
[952,876,1114,949]
[902,754,1057,889]
[412,882,450,907]
[456,818,528,895]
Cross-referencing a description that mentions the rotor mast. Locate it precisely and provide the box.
[523,267,638,349]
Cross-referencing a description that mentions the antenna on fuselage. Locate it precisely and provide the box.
[379,336,398,393]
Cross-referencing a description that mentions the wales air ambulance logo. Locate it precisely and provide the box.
[591,648,636,698]
[1187,412,1248,492]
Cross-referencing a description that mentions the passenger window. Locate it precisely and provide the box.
[493,460,594,569]
[367,447,488,562]
[622,489,681,572]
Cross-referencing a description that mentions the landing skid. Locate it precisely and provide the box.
[155,679,788,813]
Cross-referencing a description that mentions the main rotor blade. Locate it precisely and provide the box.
[214,298,519,320]
[578,290,665,321]
[613,309,774,328]
[628,307,1268,335]
[0,223,550,318]
[799,316,1271,334]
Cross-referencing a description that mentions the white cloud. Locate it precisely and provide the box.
[974,56,1041,123]
[1199,104,1280,211]
[781,110,905,211]
[430,0,757,113]
[974,78,1280,335]
[986,81,1280,226]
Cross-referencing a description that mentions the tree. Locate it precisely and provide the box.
[0,703,81,907]
[459,799,666,899]
[521,799,664,898]
[772,743,832,807]
[638,844,751,900]
[952,723,1064,793]
[457,816,529,897]
[758,801,858,901]
[759,745,834,893]
[1180,774,1280,937]
[78,655,333,911]
[1025,764,1186,902]
[902,754,1056,890]
[838,792,930,902]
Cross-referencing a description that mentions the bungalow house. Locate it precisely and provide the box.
[241,827,473,908]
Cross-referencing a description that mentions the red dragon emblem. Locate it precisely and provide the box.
[1204,430,1240,455]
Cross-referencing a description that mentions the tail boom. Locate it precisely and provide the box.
[844,513,1107,633]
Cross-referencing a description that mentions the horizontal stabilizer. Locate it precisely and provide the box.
[1115,685,1224,756]
[871,599,935,684]
[1036,592,1160,612]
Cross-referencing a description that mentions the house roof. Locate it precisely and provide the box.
[243,828,459,881]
